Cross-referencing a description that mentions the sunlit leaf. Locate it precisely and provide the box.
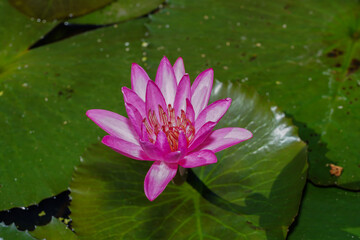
[70,81,307,239]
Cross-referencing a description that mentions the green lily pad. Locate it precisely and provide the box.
[30,217,77,240]
[0,17,147,210]
[8,0,113,21]
[0,223,35,240]
[70,81,307,239]
[288,183,360,240]
[9,0,165,25]
[145,0,360,189]
[70,0,165,25]
[0,1,55,67]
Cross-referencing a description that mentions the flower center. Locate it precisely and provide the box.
[143,104,195,152]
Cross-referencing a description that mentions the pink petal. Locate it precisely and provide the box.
[173,74,191,117]
[154,131,171,155]
[177,131,188,154]
[194,98,232,132]
[122,87,146,118]
[186,99,195,123]
[146,80,168,123]
[125,103,143,138]
[131,63,150,101]
[191,68,214,119]
[188,121,217,152]
[196,127,253,153]
[179,150,217,168]
[140,140,165,161]
[102,135,151,160]
[155,56,177,105]
[163,131,188,163]
[140,131,184,163]
[173,57,185,84]
[87,109,139,145]
[144,161,178,201]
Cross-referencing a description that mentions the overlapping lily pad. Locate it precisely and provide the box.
[0,1,55,67]
[288,183,360,240]
[0,223,35,240]
[145,0,360,189]
[70,81,307,239]
[30,217,77,240]
[9,0,165,25]
[71,0,165,25]
[0,8,147,209]
[9,0,113,21]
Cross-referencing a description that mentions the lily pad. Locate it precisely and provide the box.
[30,217,77,240]
[0,223,35,240]
[8,0,113,21]
[9,0,165,25]
[0,17,147,210]
[145,0,360,189]
[70,0,165,25]
[0,1,55,67]
[70,81,307,239]
[288,183,360,240]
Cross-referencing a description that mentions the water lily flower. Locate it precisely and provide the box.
[87,56,252,201]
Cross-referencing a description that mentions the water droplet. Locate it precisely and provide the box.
[124,42,130,46]
[203,15,209,20]
[142,41,149,47]
[282,24,287,29]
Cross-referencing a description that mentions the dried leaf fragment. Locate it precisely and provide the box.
[329,164,343,177]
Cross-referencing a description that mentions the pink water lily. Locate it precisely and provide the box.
[87,56,252,201]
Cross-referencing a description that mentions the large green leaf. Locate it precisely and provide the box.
[288,183,360,240]
[70,0,165,25]
[9,0,113,21]
[0,223,35,240]
[70,81,307,239]
[0,17,147,209]
[145,0,360,189]
[30,217,77,240]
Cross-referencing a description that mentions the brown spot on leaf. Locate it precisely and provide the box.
[329,164,343,177]
[347,58,360,75]
[326,49,343,58]
[249,54,257,61]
